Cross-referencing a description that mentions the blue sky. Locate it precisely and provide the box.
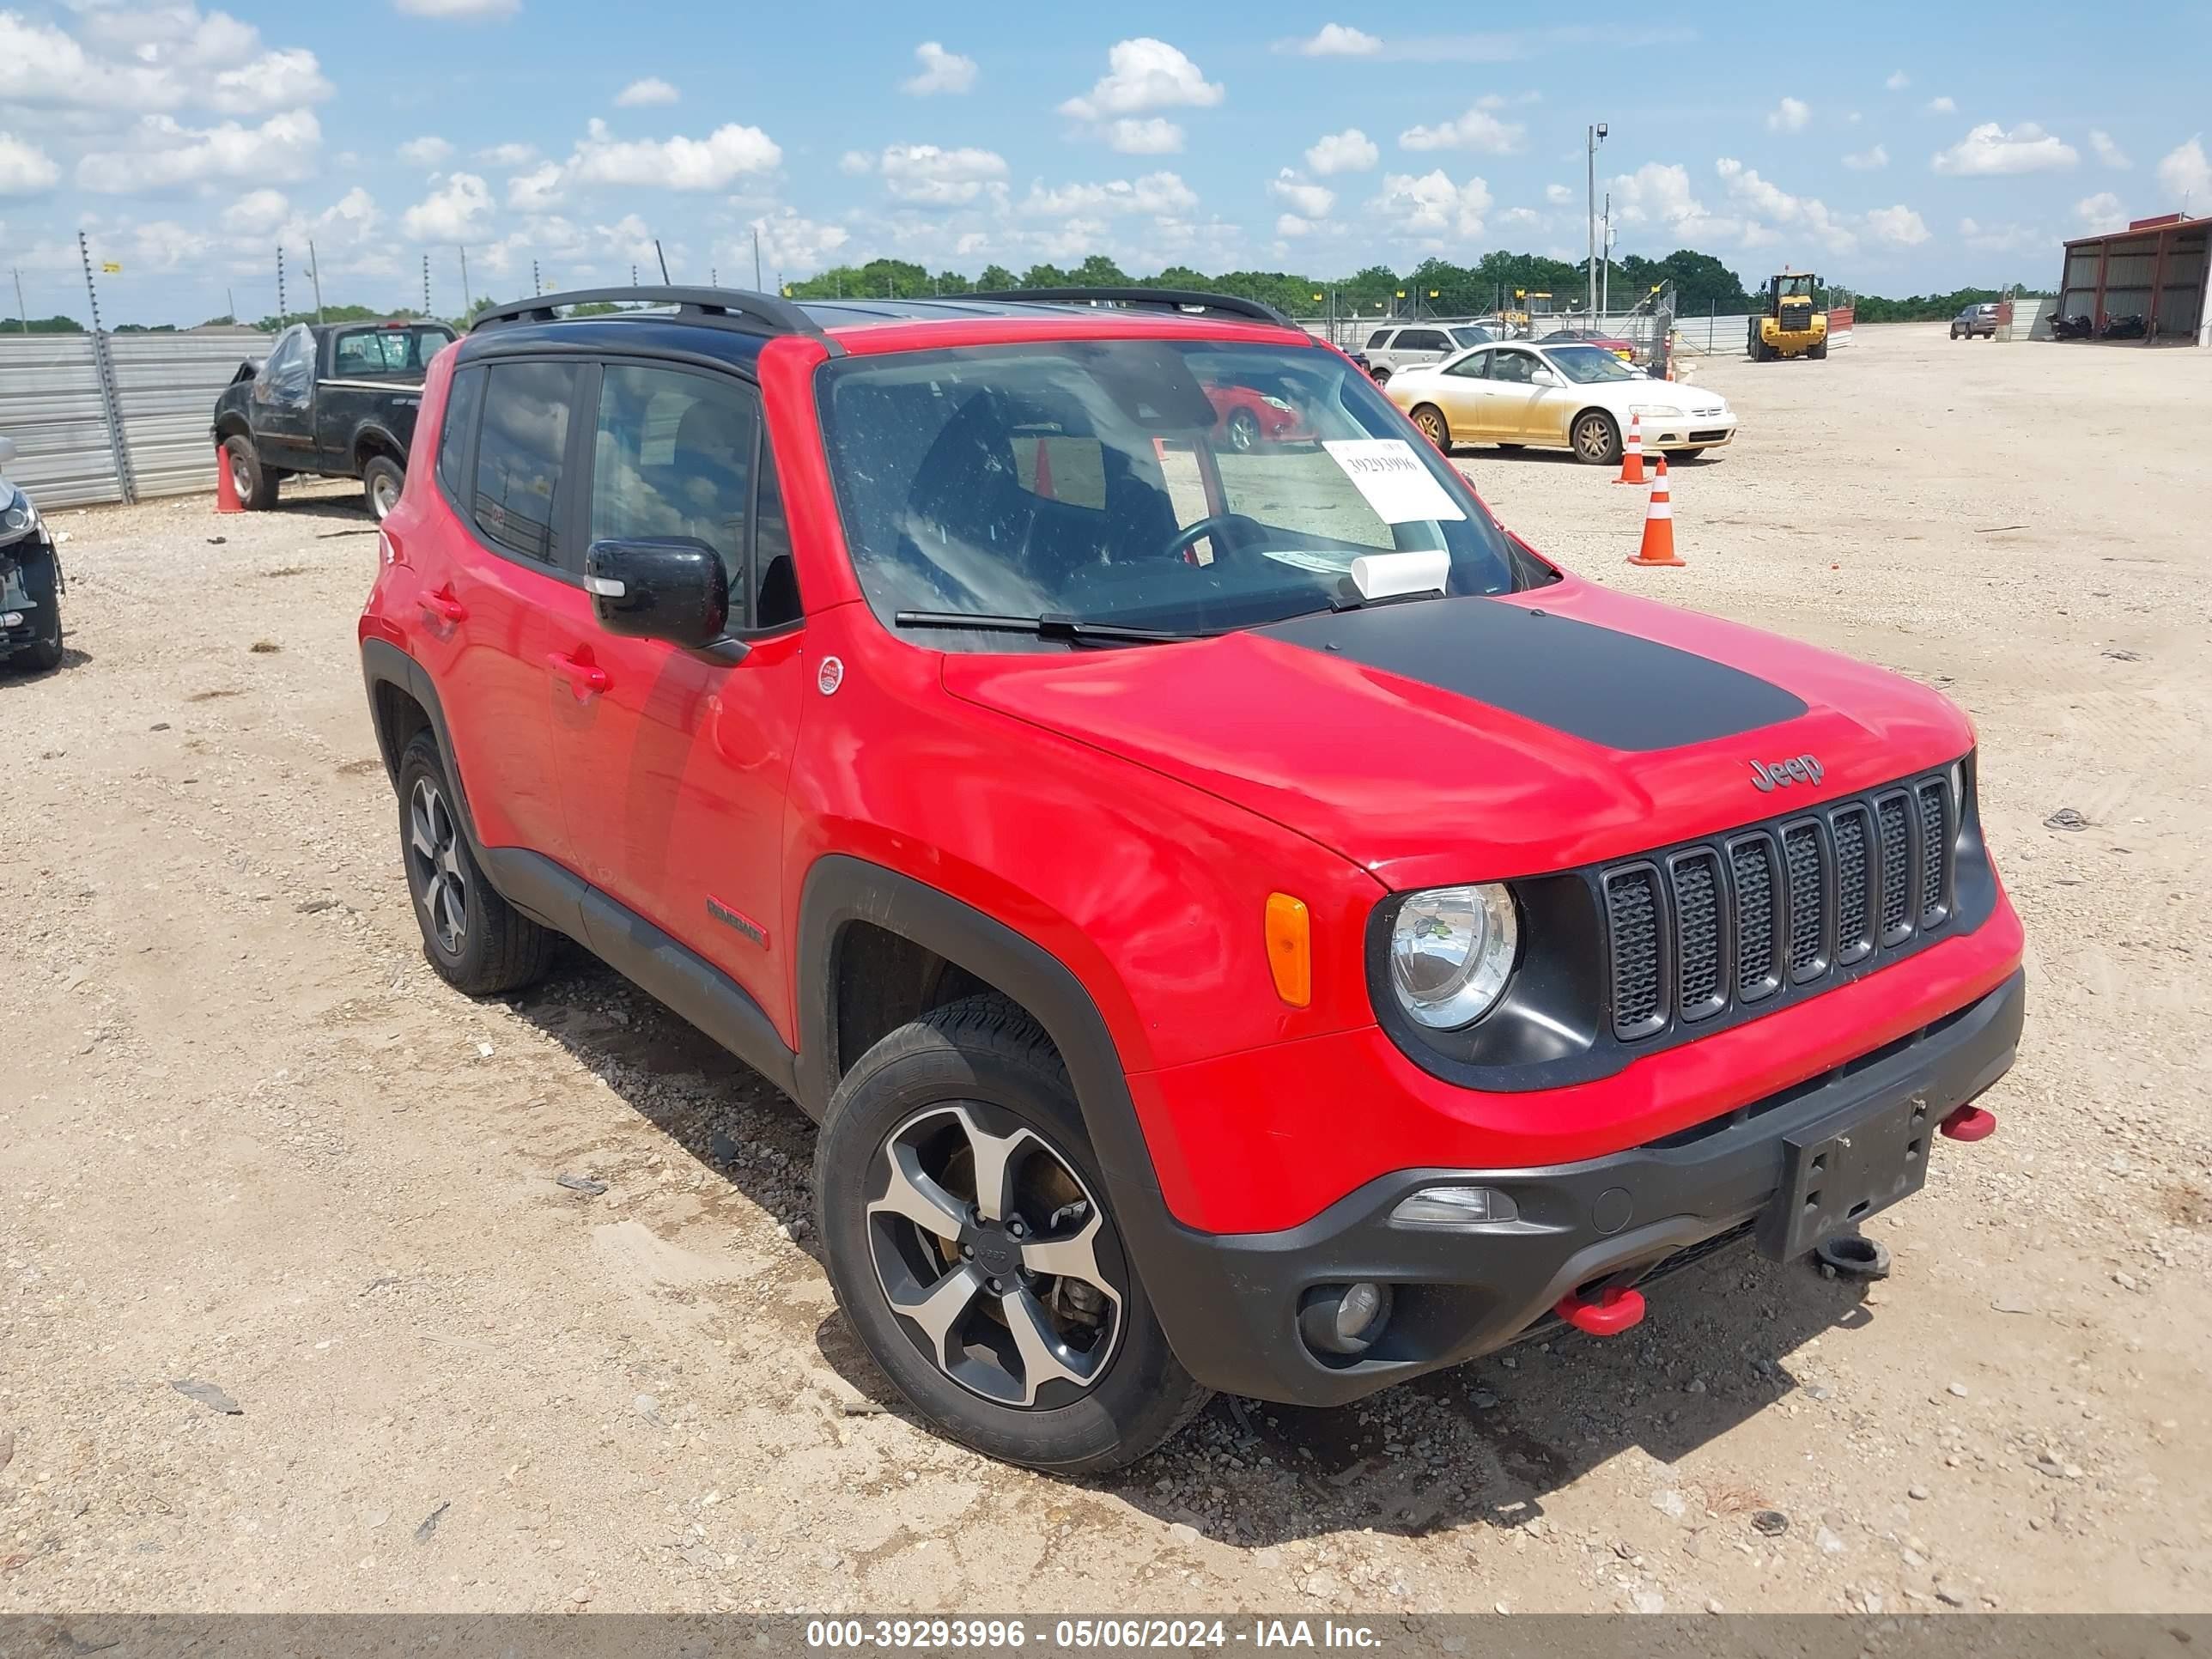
[3,0,2209,324]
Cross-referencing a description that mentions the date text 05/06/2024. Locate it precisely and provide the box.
[803,1619,1384,1650]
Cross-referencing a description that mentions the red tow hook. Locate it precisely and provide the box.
[1553,1285,1646,1337]
[1940,1103,1997,1142]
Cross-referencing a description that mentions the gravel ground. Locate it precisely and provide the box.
[2,322,2207,1614]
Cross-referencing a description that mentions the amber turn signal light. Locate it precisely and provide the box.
[1265,892,1311,1008]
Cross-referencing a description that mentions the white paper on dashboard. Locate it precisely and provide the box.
[1350,549,1450,600]
[1321,438,1468,524]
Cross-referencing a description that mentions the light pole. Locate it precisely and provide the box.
[1587,122,1608,315]
[1601,193,1614,315]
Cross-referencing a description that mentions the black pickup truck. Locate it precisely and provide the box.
[210,319,456,520]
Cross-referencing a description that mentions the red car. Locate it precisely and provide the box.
[1200,377,1311,449]
[360,283,2024,1472]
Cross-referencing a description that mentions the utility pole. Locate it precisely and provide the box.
[226,285,237,324]
[276,246,287,322]
[422,252,431,316]
[459,246,471,313]
[654,240,671,283]
[752,226,762,290]
[630,264,639,286]
[1586,122,1608,315]
[532,259,541,297]
[307,239,325,324]
[11,267,27,332]
[1601,194,1612,315]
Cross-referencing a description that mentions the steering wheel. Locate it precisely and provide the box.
[1158,514,1256,568]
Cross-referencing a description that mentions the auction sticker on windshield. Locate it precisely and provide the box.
[1321,439,1467,524]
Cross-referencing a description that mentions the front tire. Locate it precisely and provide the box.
[1571,410,1622,466]
[816,994,1211,1473]
[1409,404,1451,450]
[9,548,63,673]
[222,435,278,511]
[362,456,404,521]
[1369,367,1391,386]
[396,731,554,996]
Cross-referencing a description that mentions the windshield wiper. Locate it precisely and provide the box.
[894,611,1212,646]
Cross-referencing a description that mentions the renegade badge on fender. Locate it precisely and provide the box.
[358,283,2026,1472]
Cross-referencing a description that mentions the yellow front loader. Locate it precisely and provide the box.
[1748,270,1829,361]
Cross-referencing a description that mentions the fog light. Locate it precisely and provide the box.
[1391,1185,1519,1229]
[1297,1280,1395,1357]
[0,611,21,627]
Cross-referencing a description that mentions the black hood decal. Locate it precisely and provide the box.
[1260,598,1808,752]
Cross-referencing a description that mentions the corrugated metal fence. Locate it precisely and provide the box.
[0,331,271,509]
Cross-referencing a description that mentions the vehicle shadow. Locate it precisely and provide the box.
[507,947,1876,1547]
[3,645,93,681]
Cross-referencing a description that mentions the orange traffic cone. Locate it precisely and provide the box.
[214,444,243,514]
[1031,436,1055,501]
[1626,455,1683,568]
[1613,412,1645,484]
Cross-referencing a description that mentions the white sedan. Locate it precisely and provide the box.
[1382,340,1738,465]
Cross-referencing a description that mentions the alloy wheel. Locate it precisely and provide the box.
[371,473,400,519]
[1227,411,1260,453]
[231,456,252,502]
[1413,407,1447,446]
[1575,415,1613,462]
[408,776,468,953]
[867,1103,1125,1408]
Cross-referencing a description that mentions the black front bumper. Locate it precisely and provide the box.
[1142,969,2024,1407]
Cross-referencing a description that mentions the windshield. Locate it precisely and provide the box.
[1545,344,1639,384]
[1449,326,1492,349]
[816,339,1525,649]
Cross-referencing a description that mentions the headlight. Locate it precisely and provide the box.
[1627,403,1686,419]
[1389,884,1518,1030]
[0,491,30,534]
[1261,395,1294,411]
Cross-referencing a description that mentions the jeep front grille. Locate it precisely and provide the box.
[1600,769,1958,1042]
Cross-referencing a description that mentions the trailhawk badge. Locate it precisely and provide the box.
[1748,753,1824,793]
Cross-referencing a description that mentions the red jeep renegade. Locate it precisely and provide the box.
[360,285,2025,1472]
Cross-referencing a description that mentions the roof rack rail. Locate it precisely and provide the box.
[469,285,840,353]
[965,287,1296,327]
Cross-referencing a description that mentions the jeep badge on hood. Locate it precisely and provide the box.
[1748,754,1825,792]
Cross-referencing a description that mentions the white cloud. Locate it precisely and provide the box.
[392,0,520,17]
[1863,204,1929,246]
[1925,95,1956,114]
[2155,137,2210,207]
[399,135,455,167]
[1843,143,1888,170]
[77,108,322,192]
[2088,130,2130,169]
[1305,128,1378,175]
[1268,170,1334,219]
[0,131,59,194]
[1021,172,1198,216]
[747,207,849,275]
[507,161,564,210]
[1370,169,1491,239]
[1545,182,1573,205]
[2075,191,2129,234]
[1959,216,2039,252]
[1608,161,1740,243]
[614,77,680,108]
[1498,205,1543,229]
[875,143,1008,206]
[1886,70,1910,90]
[902,41,977,95]
[1292,22,1381,56]
[209,46,332,115]
[477,142,537,167]
[220,187,291,235]
[1398,106,1525,155]
[1766,96,1811,133]
[568,117,781,190]
[1273,213,1316,239]
[401,172,494,241]
[1717,157,1856,252]
[0,7,329,117]
[1107,118,1184,155]
[1931,122,2078,175]
[1060,38,1222,119]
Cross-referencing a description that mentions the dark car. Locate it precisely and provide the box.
[0,436,64,673]
[1951,303,1999,340]
[212,319,456,519]
[360,283,2024,1473]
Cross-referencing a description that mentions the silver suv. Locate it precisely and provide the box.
[1363,322,1494,382]
[1950,303,1999,340]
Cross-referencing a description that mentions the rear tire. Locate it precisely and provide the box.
[1409,404,1451,450]
[1809,340,1828,360]
[9,548,63,673]
[362,456,404,521]
[816,993,1211,1473]
[222,435,278,511]
[395,730,554,996]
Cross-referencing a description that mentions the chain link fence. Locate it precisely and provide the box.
[0,330,272,509]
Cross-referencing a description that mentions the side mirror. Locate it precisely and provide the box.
[586,537,728,650]
[1530,368,1559,387]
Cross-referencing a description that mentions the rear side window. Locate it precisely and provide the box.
[1365,329,1395,349]
[333,326,453,377]
[435,365,483,503]
[1397,329,1449,353]
[473,361,578,566]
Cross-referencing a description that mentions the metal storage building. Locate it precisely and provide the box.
[2056,213,2211,344]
